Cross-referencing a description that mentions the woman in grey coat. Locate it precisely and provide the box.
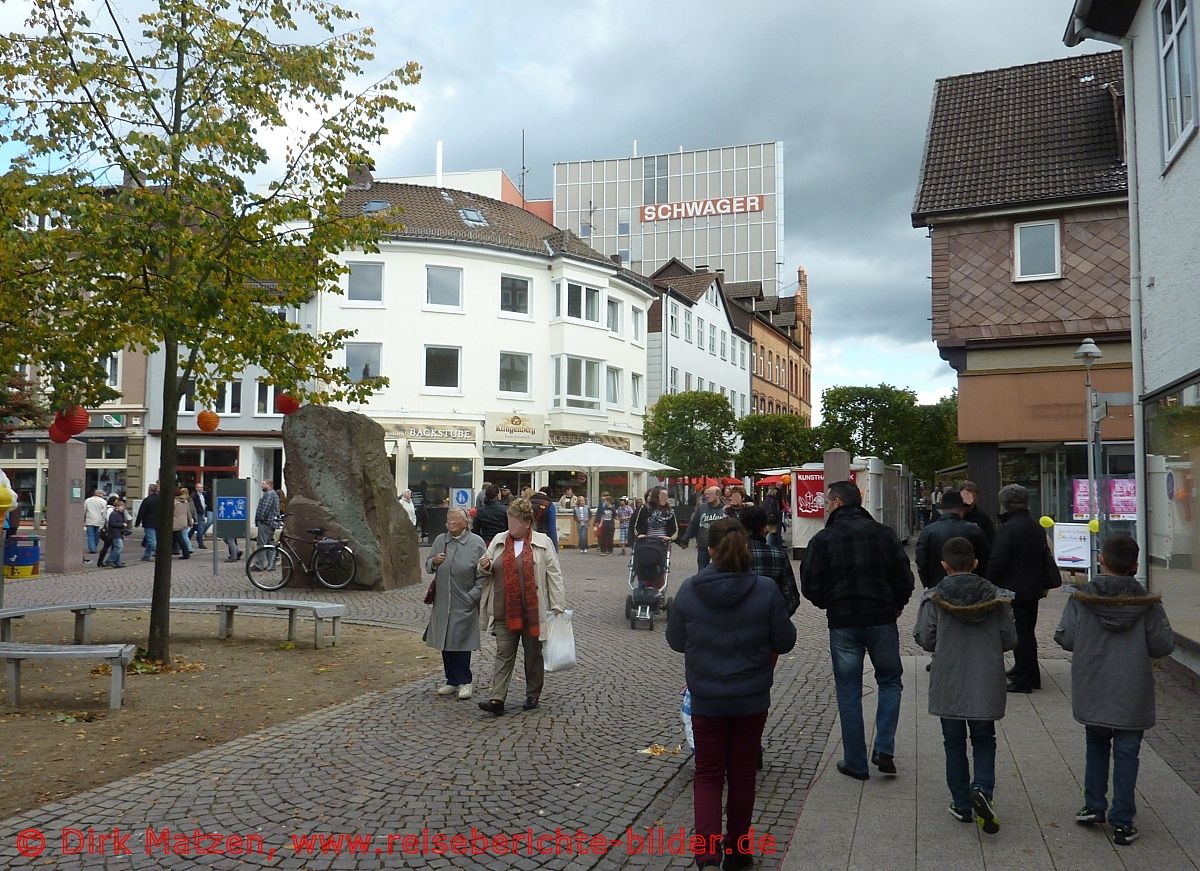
[423,507,486,700]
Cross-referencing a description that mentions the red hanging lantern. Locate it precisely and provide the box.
[48,423,71,443]
[54,405,90,435]
[780,474,792,485]
[275,393,301,415]
[196,409,220,432]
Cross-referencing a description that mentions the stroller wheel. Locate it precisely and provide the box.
[665,596,674,613]
[648,616,655,630]
[624,594,633,619]
[630,617,638,630]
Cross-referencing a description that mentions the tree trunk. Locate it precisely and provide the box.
[148,336,180,661]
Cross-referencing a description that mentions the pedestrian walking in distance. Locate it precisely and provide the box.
[915,536,1016,834]
[667,517,796,870]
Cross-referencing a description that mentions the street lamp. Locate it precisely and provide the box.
[1074,337,1103,579]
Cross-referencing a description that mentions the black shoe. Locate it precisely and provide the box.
[1005,667,1017,678]
[1113,824,1139,845]
[478,699,505,716]
[836,761,869,781]
[225,556,239,562]
[523,697,539,711]
[1075,805,1106,825]
[180,554,190,560]
[197,544,206,549]
[971,787,999,834]
[949,804,973,823]
[871,751,897,775]
[722,852,754,871]
[1007,682,1032,694]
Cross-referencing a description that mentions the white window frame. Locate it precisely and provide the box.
[499,274,532,319]
[685,372,693,391]
[1013,219,1062,281]
[422,345,462,394]
[565,281,602,325]
[555,355,602,410]
[740,341,747,369]
[669,367,679,394]
[607,297,624,334]
[346,342,383,384]
[105,352,121,390]
[669,302,679,337]
[631,307,645,343]
[709,324,717,356]
[720,330,727,360]
[178,378,196,414]
[254,381,282,417]
[684,309,693,343]
[697,377,705,391]
[606,366,622,405]
[631,372,643,409]
[425,265,464,312]
[345,261,384,305]
[214,380,242,416]
[498,351,532,398]
[697,318,706,350]
[1158,0,1198,162]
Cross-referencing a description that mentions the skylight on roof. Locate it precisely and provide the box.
[459,207,488,227]
[362,200,389,214]
[439,191,454,203]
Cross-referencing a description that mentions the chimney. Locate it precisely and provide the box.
[610,254,623,266]
[122,167,146,188]
[348,162,374,190]
[435,140,444,186]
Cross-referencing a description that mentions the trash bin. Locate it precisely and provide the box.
[4,534,40,578]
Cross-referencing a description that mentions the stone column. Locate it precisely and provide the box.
[45,439,88,574]
[823,449,852,493]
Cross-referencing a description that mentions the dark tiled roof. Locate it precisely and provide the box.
[760,294,779,313]
[912,51,1127,222]
[651,271,717,303]
[727,299,754,335]
[723,281,762,300]
[340,183,612,265]
[771,311,797,329]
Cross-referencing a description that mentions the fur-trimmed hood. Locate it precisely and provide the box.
[1073,574,1161,633]
[927,572,1011,624]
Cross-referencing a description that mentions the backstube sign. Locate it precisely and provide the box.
[640,195,764,223]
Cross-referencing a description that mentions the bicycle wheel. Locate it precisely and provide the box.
[314,545,357,589]
[246,546,294,591]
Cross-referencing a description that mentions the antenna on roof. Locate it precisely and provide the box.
[519,129,529,205]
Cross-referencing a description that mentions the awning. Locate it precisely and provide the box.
[408,441,483,461]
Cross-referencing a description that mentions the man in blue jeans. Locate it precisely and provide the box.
[800,480,915,780]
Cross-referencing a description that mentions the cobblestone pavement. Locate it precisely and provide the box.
[1,546,1198,869]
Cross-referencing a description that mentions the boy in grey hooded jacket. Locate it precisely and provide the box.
[1054,534,1174,845]
[915,537,1017,834]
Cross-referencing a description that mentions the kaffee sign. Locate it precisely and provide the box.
[640,195,764,223]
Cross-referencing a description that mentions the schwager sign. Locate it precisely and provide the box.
[640,195,764,223]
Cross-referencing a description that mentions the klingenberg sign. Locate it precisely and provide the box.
[640,195,764,223]
[484,412,544,446]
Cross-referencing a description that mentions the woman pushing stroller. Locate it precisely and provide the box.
[632,486,678,590]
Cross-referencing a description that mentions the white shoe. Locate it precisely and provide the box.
[435,684,457,695]
[457,683,473,700]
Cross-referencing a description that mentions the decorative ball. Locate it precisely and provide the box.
[275,393,301,415]
[196,409,220,432]
[780,474,791,485]
[1039,516,1055,529]
[48,423,71,443]
[468,507,477,518]
[1088,519,1101,534]
[55,405,90,435]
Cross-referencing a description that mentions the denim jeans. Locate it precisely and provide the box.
[86,525,100,553]
[576,522,589,551]
[142,527,157,560]
[193,510,212,546]
[941,718,996,809]
[108,535,124,566]
[1084,725,1143,827]
[829,623,904,773]
[696,546,711,572]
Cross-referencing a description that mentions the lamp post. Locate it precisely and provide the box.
[1074,337,1103,580]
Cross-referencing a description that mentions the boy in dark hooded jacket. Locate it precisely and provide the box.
[915,536,1016,834]
[1055,534,1174,846]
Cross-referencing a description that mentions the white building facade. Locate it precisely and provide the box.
[327,181,657,507]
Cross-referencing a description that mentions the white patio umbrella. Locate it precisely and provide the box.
[505,441,678,474]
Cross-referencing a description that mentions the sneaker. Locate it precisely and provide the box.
[1113,825,1139,845]
[457,683,472,700]
[1075,805,1106,825]
[434,684,457,696]
[949,804,973,823]
[871,751,897,775]
[971,788,999,834]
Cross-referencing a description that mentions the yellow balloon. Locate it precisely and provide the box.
[1039,516,1055,529]
[0,487,14,513]
[1088,519,1101,534]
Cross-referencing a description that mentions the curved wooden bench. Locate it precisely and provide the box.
[2,642,135,709]
[0,598,344,649]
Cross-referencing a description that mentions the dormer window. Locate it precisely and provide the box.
[459,207,488,227]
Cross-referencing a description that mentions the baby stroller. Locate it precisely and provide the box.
[625,536,672,630]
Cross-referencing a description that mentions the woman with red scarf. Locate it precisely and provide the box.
[476,498,567,716]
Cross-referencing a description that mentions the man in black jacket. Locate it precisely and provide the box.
[134,483,159,561]
[800,480,914,780]
[472,485,509,544]
[915,490,990,589]
[961,481,996,545]
[986,484,1048,693]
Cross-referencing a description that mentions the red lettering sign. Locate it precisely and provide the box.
[639,195,765,223]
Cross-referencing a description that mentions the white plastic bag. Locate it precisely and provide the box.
[680,687,695,751]
[542,609,577,672]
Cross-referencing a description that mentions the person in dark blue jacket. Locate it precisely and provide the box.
[667,517,797,870]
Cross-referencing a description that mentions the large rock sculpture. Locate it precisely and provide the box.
[281,405,420,590]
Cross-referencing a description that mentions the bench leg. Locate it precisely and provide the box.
[313,616,323,649]
[218,606,236,640]
[74,609,94,645]
[0,617,10,643]
[109,658,125,709]
[287,609,297,642]
[5,659,19,708]
[332,616,341,647]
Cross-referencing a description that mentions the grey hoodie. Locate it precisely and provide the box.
[1055,574,1174,730]
[914,573,1017,720]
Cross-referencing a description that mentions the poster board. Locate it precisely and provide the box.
[1053,523,1091,570]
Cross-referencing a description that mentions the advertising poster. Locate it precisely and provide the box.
[1109,478,1137,521]
[1072,479,1090,521]
[1053,523,1091,570]
[793,471,827,518]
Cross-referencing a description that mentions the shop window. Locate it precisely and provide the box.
[86,441,126,460]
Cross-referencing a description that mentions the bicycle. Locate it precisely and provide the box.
[245,512,357,591]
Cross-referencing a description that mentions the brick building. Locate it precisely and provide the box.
[912,51,1134,522]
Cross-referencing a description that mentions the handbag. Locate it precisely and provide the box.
[1042,542,1063,590]
[423,576,437,605]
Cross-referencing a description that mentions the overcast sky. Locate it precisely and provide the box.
[353,0,1100,417]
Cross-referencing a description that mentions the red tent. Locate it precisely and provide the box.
[756,475,785,487]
